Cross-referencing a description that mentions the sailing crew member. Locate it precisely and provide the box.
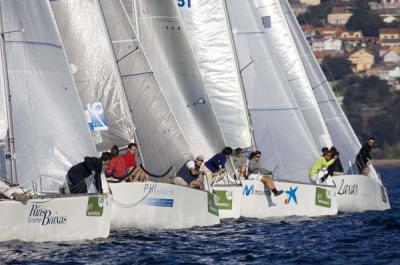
[356,137,375,175]
[67,152,111,194]
[202,147,233,186]
[310,150,336,185]
[124,143,148,182]
[232,148,247,179]
[0,180,31,201]
[247,151,283,196]
[105,145,127,180]
[174,155,204,189]
[327,146,344,176]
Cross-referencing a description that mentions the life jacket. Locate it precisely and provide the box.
[176,160,200,184]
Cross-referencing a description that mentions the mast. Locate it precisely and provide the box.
[0,5,18,185]
[222,0,256,150]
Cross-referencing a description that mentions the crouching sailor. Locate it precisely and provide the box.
[310,150,336,185]
[202,147,233,187]
[174,155,204,189]
[67,152,111,194]
[247,151,283,196]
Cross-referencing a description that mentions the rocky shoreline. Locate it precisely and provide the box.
[374,159,400,168]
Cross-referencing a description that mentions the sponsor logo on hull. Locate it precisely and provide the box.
[337,179,358,196]
[28,205,67,226]
[315,187,331,208]
[86,196,105,216]
[214,190,233,210]
[207,192,219,216]
[243,185,269,196]
[285,186,298,205]
[143,198,174,208]
[141,183,175,208]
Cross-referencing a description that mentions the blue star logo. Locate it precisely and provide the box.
[285,186,298,205]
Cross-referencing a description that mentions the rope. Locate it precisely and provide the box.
[139,164,173,179]
[112,188,152,208]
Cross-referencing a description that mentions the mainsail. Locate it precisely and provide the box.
[50,0,136,152]
[252,0,333,150]
[224,0,320,182]
[123,0,226,160]
[1,0,97,191]
[97,0,193,175]
[280,0,371,176]
[178,0,252,148]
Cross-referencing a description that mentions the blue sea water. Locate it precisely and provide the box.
[1,168,399,265]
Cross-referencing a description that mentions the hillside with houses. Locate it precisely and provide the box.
[290,0,400,159]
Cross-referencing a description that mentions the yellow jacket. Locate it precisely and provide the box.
[310,156,336,176]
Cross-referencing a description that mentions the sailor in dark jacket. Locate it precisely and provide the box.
[356,137,375,174]
[67,152,111,194]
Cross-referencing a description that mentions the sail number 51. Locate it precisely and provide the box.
[178,0,191,8]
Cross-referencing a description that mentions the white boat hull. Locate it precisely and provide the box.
[0,194,111,242]
[212,185,242,219]
[109,182,220,229]
[333,175,390,212]
[240,180,338,218]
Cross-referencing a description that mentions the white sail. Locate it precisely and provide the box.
[1,0,97,191]
[280,0,366,175]
[97,0,193,175]
[252,0,332,150]
[225,0,320,182]
[50,0,136,152]
[178,0,252,148]
[123,0,226,160]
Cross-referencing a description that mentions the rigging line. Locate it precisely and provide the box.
[121,71,154,79]
[116,46,139,63]
[5,40,62,49]
[112,188,151,208]
[139,164,173,179]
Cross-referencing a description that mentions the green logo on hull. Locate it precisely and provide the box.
[315,187,331,208]
[86,196,105,217]
[207,192,219,216]
[213,190,233,210]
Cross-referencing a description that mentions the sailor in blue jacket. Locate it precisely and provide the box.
[202,147,233,186]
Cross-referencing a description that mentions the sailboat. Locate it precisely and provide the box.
[50,0,220,229]
[276,0,390,211]
[178,0,338,218]
[0,0,111,242]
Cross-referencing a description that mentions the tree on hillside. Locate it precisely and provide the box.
[321,56,352,81]
[297,2,333,27]
[345,13,382,36]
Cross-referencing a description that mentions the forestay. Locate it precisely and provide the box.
[97,0,193,176]
[225,0,320,182]
[1,0,97,191]
[123,0,226,160]
[252,0,332,150]
[50,0,136,152]
[178,0,252,149]
[280,0,371,176]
